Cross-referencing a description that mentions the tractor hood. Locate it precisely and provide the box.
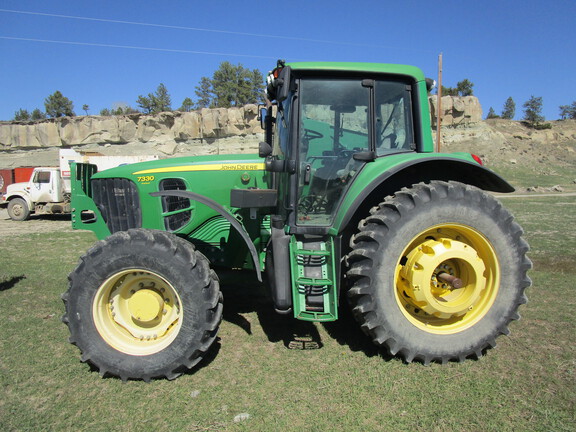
[92,153,266,180]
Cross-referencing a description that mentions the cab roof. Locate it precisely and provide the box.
[286,62,426,82]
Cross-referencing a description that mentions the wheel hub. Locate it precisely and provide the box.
[12,204,23,217]
[127,289,164,322]
[93,270,182,354]
[400,238,487,319]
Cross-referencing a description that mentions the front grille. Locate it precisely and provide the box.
[91,178,141,233]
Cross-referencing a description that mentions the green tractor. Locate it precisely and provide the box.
[62,61,531,381]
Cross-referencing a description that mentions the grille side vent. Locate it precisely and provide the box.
[91,178,141,233]
[159,179,191,231]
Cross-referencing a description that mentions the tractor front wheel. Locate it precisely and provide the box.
[346,181,531,364]
[62,229,222,381]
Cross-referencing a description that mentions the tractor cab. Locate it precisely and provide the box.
[261,61,420,231]
[258,61,429,320]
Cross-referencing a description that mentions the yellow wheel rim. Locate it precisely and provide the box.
[92,269,183,355]
[395,224,500,334]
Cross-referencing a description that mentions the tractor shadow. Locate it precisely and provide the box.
[30,214,71,221]
[215,269,384,359]
[0,275,26,292]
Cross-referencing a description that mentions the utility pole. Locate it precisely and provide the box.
[436,53,443,152]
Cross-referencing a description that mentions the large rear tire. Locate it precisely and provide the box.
[346,181,531,364]
[62,229,222,381]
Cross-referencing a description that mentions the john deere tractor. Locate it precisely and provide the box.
[62,61,531,381]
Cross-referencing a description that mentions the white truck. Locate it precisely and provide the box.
[1,149,158,221]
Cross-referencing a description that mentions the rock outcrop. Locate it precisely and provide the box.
[0,104,262,151]
[429,96,483,127]
[0,98,487,168]
[0,98,484,152]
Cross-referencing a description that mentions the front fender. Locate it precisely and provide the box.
[5,191,33,211]
[151,190,263,282]
[333,153,514,234]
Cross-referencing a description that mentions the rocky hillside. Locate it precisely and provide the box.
[0,96,481,165]
[0,98,574,192]
[440,119,576,192]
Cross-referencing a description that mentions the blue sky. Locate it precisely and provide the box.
[1,1,574,121]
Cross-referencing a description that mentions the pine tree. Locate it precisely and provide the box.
[486,107,499,119]
[212,61,241,108]
[195,77,213,109]
[136,94,155,113]
[136,83,172,114]
[44,91,75,117]
[196,62,265,108]
[31,109,46,120]
[501,97,516,119]
[559,102,576,119]
[178,97,194,112]
[522,96,544,126]
[154,83,171,113]
[456,79,474,96]
[14,108,31,121]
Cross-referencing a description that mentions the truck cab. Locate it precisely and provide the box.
[2,167,68,220]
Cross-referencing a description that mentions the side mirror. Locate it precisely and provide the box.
[259,141,273,158]
[259,107,267,130]
[275,67,292,102]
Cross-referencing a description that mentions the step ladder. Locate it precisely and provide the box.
[289,237,338,322]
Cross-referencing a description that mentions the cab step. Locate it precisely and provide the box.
[289,237,338,322]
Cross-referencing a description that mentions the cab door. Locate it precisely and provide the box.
[295,78,371,227]
[29,169,60,202]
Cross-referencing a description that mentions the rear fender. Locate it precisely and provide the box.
[334,155,514,234]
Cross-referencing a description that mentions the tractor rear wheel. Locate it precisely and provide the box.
[346,181,531,364]
[62,229,222,381]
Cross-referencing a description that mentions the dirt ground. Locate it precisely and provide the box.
[0,208,75,237]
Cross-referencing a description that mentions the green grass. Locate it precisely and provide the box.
[493,164,576,192]
[1,197,575,432]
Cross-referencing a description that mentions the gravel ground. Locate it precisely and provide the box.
[0,208,75,237]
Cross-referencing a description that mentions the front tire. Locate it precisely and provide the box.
[62,229,223,381]
[7,197,30,221]
[346,181,531,364]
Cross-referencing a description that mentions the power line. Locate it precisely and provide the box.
[0,8,432,52]
[0,36,280,60]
